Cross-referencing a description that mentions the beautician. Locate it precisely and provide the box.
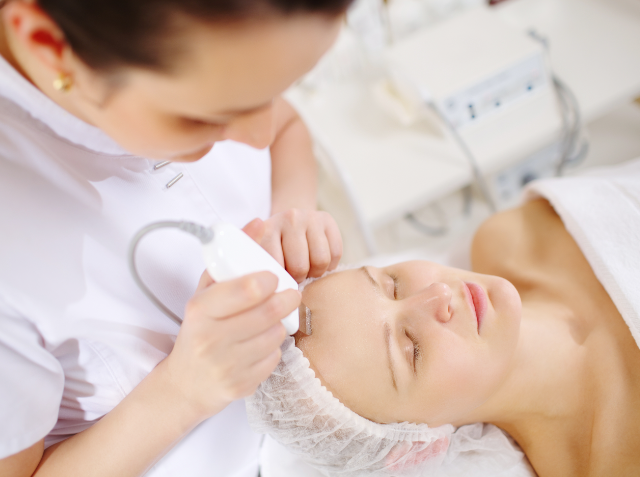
[0,0,348,475]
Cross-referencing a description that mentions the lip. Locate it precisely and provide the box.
[464,282,487,332]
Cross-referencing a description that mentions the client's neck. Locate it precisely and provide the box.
[484,297,593,423]
[458,296,598,475]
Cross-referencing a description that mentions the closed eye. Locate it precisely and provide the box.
[182,117,226,128]
[390,273,399,299]
[406,330,421,375]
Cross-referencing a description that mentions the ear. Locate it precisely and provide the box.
[2,1,71,74]
[384,437,449,473]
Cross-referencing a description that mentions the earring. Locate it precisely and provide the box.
[53,73,73,93]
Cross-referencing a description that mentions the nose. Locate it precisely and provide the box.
[223,104,276,149]
[403,282,453,324]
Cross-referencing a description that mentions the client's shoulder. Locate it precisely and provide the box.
[471,198,562,282]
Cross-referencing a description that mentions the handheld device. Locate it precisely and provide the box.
[202,223,300,334]
[129,221,300,335]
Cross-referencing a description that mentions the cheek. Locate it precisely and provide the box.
[421,336,508,423]
[93,101,220,157]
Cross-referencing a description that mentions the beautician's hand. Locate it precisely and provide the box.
[164,261,299,419]
[258,209,343,282]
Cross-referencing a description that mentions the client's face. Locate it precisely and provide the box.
[295,261,521,427]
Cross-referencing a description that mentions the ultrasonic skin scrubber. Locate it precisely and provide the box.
[129,221,310,335]
[202,223,301,335]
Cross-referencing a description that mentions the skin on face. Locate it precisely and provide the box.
[295,261,522,427]
[71,17,341,160]
[1,3,342,160]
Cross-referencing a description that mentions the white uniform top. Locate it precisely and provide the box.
[0,55,270,477]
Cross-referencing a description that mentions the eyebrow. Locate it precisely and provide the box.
[363,267,397,390]
[384,323,398,391]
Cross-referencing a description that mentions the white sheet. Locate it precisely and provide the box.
[526,158,640,350]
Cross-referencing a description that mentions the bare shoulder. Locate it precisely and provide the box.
[471,199,563,280]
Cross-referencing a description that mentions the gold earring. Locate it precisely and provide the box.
[53,73,73,93]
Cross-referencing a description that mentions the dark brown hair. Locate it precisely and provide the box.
[35,0,351,71]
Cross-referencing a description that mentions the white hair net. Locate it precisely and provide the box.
[246,336,455,477]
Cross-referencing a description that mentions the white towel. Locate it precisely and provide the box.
[525,158,640,350]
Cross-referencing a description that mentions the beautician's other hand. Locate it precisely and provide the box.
[256,209,343,282]
[164,221,300,418]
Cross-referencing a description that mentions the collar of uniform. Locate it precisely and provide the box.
[0,54,131,156]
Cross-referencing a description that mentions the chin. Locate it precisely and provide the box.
[170,145,215,162]
[490,276,522,358]
[491,276,521,316]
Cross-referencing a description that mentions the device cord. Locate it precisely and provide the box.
[527,30,589,176]
[128,220,214,326]
[552,75,589,175]
[427,102,498,213]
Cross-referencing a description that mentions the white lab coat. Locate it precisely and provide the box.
[0,55,270,477]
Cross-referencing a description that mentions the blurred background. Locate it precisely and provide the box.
[285,0,640,265]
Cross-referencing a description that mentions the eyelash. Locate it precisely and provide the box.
[390,274,399,299]
[413,341,421,363]
[183,118,224,129]
[390,273,420,369]
[406,330,421,369]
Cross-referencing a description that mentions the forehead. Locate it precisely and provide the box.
[297,269,398,419]
[123,16,341,115]
[301,268,384,336]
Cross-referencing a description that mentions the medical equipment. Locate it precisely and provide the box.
[129,221,301,335]
[375,6,553,213]
[376,6,589,217]
[384,7,549,130]
[301,304,313,336]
